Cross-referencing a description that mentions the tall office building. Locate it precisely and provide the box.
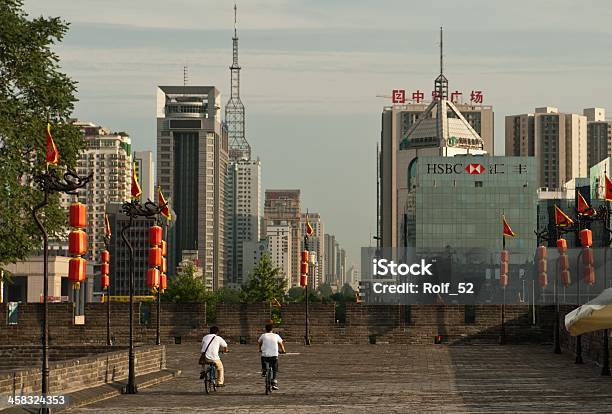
[156,85,229,289]
[324,233,337,284]
[336,248,346,286]
[264,190,301,287]
[379,28,486,248]
[584,108,612,169]
[300,213,324,288]
[70,121,132,264]
[133,150,155,202]
[226,159,261,287]
[266,224,292,289]
[505,107,587,190]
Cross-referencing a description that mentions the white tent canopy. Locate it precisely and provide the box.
[565,288,612,336]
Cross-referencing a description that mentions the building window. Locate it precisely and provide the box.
[475,181,483,187]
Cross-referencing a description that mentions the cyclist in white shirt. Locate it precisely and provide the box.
[200,326,229,386]
[258,323,286,390]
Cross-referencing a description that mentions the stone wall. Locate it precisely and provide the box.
[0,345,165,396]
[0,302,556,346]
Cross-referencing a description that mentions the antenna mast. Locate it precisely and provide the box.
[226,2,251,160]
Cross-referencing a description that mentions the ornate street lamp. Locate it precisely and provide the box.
[120,199,166,394]
[32,168,91,413]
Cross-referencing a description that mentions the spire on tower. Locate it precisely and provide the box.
[434,26,448,101]
[226,2,250,160]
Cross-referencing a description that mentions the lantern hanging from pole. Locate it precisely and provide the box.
[537,246,547,260]
[538,272,548,288]
[160,273,167,292]
[499,274,508,288]
[559,254,570,271]
[300,275,308,287]
[579,229,593,248]
[556,239,568,254]
[69,202,86,229]
[101,250,110,263]
[149,247,162,267]
[69,257,87,289]
[583,265,595,286]
[68,230,87,256]
[149,226,162,246]
[561,270,571,287]
[101,274,110,290]
[147,268,160,292]
[160,240,167,257]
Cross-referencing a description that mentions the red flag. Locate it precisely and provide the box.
[131,162,142,199]
[158,187,171,220]
[606,175,612,202]
[555,205,574,227]
[577,192,595,217]
[502,215,516,238]
[46,123,59,165]
[104,214,111,239]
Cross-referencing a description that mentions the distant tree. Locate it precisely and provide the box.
[316,282,333,300]
[163,262,208,303]
[241,255,287,303]
[0,0,83,274]
[213,287,242,304]
[340,283,356,301]
[287,287,304,302]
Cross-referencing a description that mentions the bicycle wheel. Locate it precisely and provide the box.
[264,363,271,395]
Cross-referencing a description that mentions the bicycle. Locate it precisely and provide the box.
[263,359,274,395]
[203,362,217,394]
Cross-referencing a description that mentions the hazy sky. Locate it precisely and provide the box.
[25,0,612,268]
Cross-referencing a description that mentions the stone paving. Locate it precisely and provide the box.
[67,343,612,413]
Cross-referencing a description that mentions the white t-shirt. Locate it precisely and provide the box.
[258,332,283,357]
[201,334,227,361]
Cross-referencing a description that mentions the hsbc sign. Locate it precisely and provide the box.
[426,163,507,175]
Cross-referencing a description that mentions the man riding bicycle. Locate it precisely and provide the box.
[258,323,285,390]
[200,326,229,387]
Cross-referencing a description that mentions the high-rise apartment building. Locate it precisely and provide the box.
[300,213,324,288]
[133,150,155,202]
[264,190,301,287]
[266,224,292,289]
[71,121,132,265]
[156,85,229,289]
[584,108,612,169]
[324,234,337,284]
[226,159,261,287]
[505,107,587,190]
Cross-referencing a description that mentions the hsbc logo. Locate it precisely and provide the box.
[465,163,485,174]
[426,163,504,175]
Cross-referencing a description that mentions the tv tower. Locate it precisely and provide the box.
[226,3,251,160]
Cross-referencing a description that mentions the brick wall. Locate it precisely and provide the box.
[0,302,556,346]
[0,345,165,396]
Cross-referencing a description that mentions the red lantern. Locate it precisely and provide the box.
[582,248,594,266]
[300,261,308,275]
[149,226,162,246]
[161,257,167,273]
[160,273,167,291]
[500,262,509,275]
[583,266,595,285]
[160,240,167,257]
[100,262,110,276]
[147,268,160,290]
[69,257,87,285]
[557,239,568,254]
[537,259,547,273]
[579,229,593,247]
[301,251,309,262]
[69,202,86,229]
[149,247,162,267]
[300,275,308,287]
[537,246,547,260]
[499,274,508,288]
[68,230,87,256]
[559,255,570,271]
[538,272,548,288]
[500,250,509,263]
[100,250,110,263]
[101,274,110,290]
[561,270,571,287]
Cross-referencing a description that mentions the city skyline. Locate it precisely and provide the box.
[24,0,612,266]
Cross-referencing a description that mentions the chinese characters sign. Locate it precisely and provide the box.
[391,89,485,104]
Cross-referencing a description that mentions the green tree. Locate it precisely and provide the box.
[241,255,287,303]
[0,0,83,272]
[162,262,208,303]
[316,282,334,301]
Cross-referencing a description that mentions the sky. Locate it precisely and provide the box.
[25,0,612,269]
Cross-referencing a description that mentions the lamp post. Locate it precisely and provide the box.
[575,249,584,364]
[601,203,611,376]
[120,200,166,394]
[32,168,91,414]
[102,235,112,346]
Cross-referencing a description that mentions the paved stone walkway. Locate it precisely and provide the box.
[68,343,612,413]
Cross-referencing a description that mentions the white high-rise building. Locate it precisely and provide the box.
[133,150,155,202]
[266,223,292,289]
[226,159,261,288]
[70,121,132,264]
